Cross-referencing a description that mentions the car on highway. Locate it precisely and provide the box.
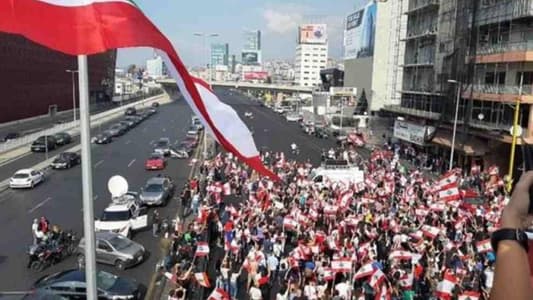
[191,115,203,129]
[95,201,148,238]
[139,176,174,206]
[144,153,166,170]
[77,232,145,270]
[107,123,127,137]
[31,269,141,299]
[51,152,81,169]
[126,115,143,125]
[285,112,301,122]
[92,131,113,144]
[153,137,171,156]
[9,168,44,189]
[125,107,137,116]
[1,132,19,142]
[30,135,57,152]
[119,119,135,129]
[53,132,72,146]
[151,101,159,108]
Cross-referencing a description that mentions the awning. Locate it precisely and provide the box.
[431,131,487,156]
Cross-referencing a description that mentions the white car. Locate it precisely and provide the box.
[286,113,301,122]
[95,201,148,238]
[9,168,44,189]
[244,112,253,118]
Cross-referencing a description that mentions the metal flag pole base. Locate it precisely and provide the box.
[78,55,98,300]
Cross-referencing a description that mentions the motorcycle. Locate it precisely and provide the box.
[291,147,300,155]
[27,243,63,271]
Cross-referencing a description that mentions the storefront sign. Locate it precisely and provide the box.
[393,120,434,146]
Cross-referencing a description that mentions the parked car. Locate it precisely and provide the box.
[314,127,329,139]
[30,135,57,152]
[144,153,166,170]
[119,119,135,129]
[9,168,44,189]
[51,152,81,169]
[125,107,137,116]
[107,124,127,137]
[2,132,19,142]
[126,115,143,125]
[77,232,145,270]
[139,176,174,206]
[92,131,113,144]
[153,138,171,156]
[31,269,141,299]
[95,201,148,238]
[53,132,72,146]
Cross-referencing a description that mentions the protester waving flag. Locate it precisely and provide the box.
[0,0,278,180]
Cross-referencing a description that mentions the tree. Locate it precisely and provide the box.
[355,89,368,115]
[126,64,137,75]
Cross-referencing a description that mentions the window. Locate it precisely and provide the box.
[516,72,533,85]
[484,72,506,85]
[97,241,112,251]
[304,71,309,74]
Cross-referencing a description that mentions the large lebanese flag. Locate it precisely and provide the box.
[0,0,278,180]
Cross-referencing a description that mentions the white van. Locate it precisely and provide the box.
[95,201,148,238]
[309,160,364,186]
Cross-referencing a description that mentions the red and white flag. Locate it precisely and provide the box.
[436,173,458,191]
[399,272,414,290]
[331,258,352,273]
[194,272,211,288]
[435,273,457,299]
[458,291,480,300]
[369,268,386,289]
[439,186,461,202]
[283,216,299,231]
[195,242,210,257]
[222,182,231,196]
[476,239,492,253]
[323,205,338,215]
[0,0,279,181]
[389,250,413,261]
[354,263,375,280]
[422,225,440,239]
[374,283,391,300]
[323,268,335,281]
[208,288,230,300]
[430,202,446,212]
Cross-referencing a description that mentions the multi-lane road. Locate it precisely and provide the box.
[0,88,337,298]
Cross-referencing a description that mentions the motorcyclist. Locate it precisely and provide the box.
[290,143,298,154]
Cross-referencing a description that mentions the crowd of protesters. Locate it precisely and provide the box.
[160,141,511,300]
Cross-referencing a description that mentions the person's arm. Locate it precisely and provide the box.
[490,172,533,300]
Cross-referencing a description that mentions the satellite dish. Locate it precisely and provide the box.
[108,175,128,198]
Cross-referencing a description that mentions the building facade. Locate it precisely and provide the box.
[242,30,261,65]
[210,43,229,68]
[294,24,329,87]
[0,32,116,124]
[146,56,165,78]
[383,0,533,173]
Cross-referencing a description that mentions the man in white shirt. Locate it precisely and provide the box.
[335,280,351,299]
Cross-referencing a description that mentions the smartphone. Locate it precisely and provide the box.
[520,137,533,213]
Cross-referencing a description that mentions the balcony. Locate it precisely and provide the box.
[401,30,437,41]
[382,104,441,120]
[463,84,533,103]
[472,41,533,63]
[405,0,439,15]
[476,0,533,27]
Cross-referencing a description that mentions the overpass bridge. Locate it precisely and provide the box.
[157,78,313,101]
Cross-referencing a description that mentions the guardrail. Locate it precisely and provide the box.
[0,94,164,154]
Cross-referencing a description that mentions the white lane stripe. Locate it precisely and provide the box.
[36,0,132,7]
[94,160,104,168]
[127,159,136,167]
[162,128,166,132]
[125,140,131,145]
[28,197,52,213]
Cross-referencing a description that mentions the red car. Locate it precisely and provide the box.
[145,153,166,170]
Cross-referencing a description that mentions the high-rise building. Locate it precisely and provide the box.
[294,24,328,87]
[242,30,261,65]
[343,0,406,113]
[383,0,533,172]
[0,32,115,124]
[210,43,229,67]
[146,55,165,78]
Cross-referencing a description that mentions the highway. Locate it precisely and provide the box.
[0,98,195,295]
[0,88,337,298]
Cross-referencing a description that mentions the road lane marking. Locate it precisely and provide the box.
[127,159,136,167]
[94,160,104,168]
[162,128,166,132]
[28,197,52,213]
[125,140,131,145]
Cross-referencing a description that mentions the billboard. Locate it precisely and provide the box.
[344,0,377,59]
[393,120,436,146]
[298,24,327,44]
[242,51,260,65]
[243,71,268,81]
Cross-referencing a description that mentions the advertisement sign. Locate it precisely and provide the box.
[344,0,377,59]
[243,71,268,81]
[299,24,327,44]
[330,87,358,96]
[242,51,259,65]
[393,120,435,146]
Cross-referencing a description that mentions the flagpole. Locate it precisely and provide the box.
[78,54,98,300]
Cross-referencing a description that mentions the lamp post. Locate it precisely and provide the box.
[193,32,219,159]
[66,69,79,122]
[448,79,461,171]
[506,72,524,193]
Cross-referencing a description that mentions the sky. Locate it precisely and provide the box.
[117,0,370,68]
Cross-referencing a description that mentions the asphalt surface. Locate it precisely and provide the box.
[0,99,195,296]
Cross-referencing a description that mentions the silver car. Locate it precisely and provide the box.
[77,232,145,270]
[139,176,174,206]
[153,138,171,156]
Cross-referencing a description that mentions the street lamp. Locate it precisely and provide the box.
[193,32,219,159]
[448,79,461,171]
[66,70,79,122]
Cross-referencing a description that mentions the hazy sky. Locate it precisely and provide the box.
[117,0,370,68]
